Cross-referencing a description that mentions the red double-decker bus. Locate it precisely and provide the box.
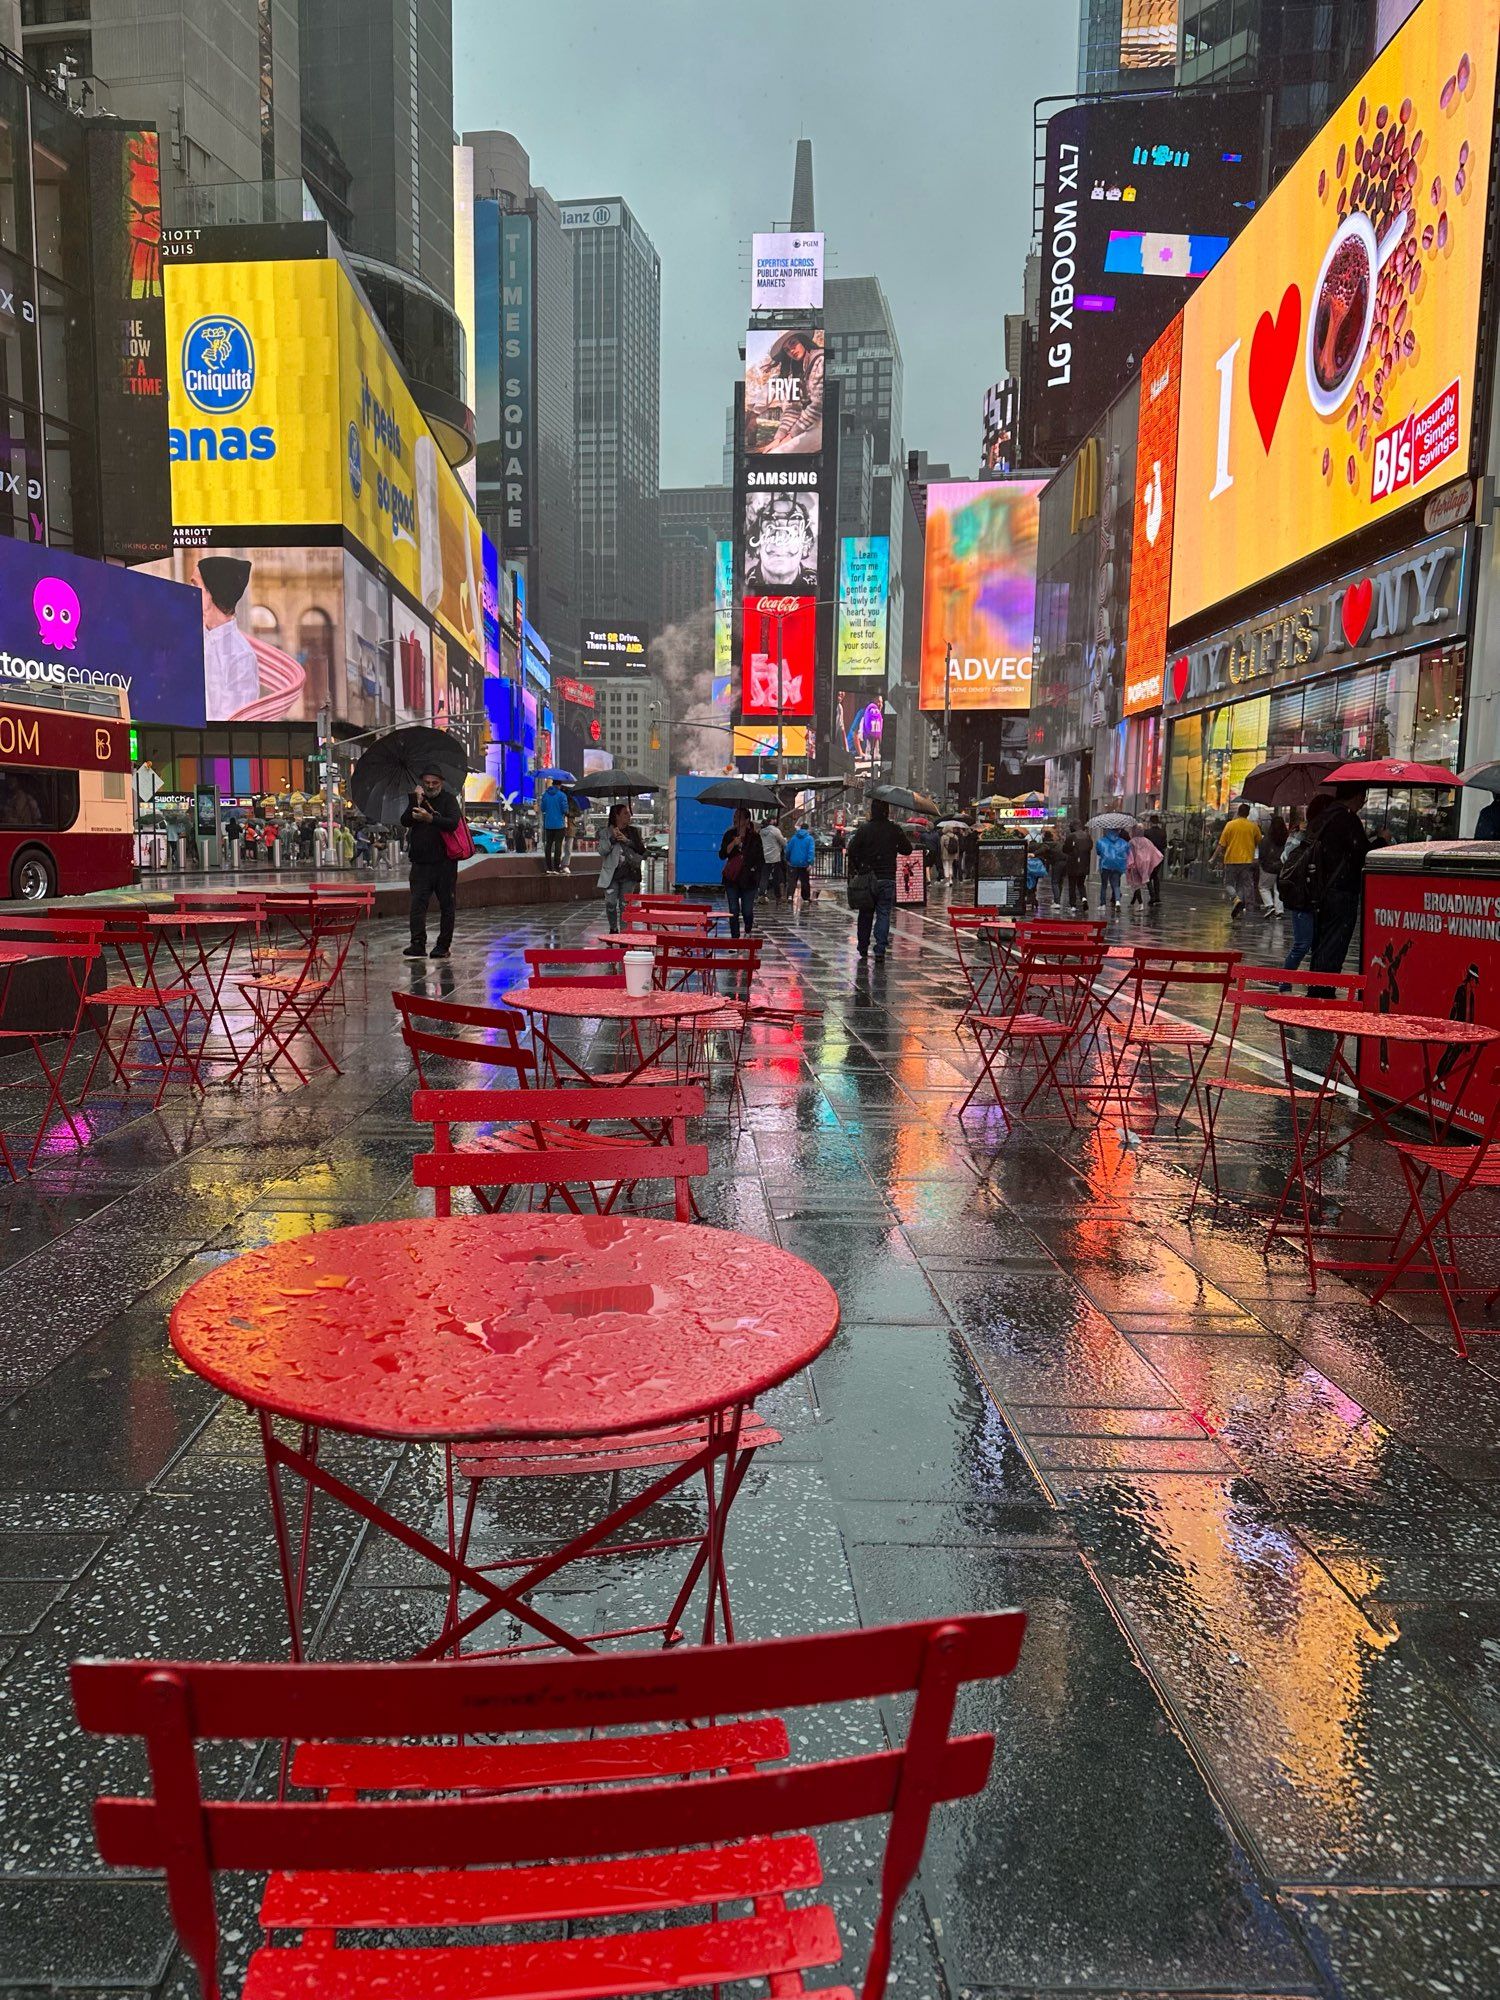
[0,686,134,900]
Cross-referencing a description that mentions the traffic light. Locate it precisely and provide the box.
[984,763,995,787]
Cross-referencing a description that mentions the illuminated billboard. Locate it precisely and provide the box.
[735,722,809,759]
[740,594,816,720]
[744,328,824,455]
[1035,93,1263,462]
[743,487,819,591]
[1123,316,1183,715]
[836,536,890,678]
[919,481,1044,712]
[713,539,733,681]
[1169,0,1498,629]
[581,623,648,669]
[751,231,824,311]
[163,256,487,665]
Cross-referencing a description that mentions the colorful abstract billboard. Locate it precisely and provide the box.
[918,481,1045,712]
[1169,0,1498,627]
[740,594,816,720]
[744,328,824,456]
[836,536,890,678]
[713,539,733,681]
[1123,316,1183,714]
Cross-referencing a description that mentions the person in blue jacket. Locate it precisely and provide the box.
[539,780,569,873]
[785,819,816,904]
[1096,825,1129,917]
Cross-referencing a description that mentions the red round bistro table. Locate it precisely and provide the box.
[171,1212,840,1659]
[503,981,724,1085]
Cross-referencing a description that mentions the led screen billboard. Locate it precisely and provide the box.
[743,487,819,591]
[740,594,816,720]
[713,539,733,681]
[919,481,1045,712]
[1036,92,1263,463]
[1123,316,1183,714]
[1169,0,1498,629]
[836,536,890,677]
[0,538,202,727]
[744,328,824,456]
[162,257,487,665]
[751,232,824,311]
[581,623,648,669]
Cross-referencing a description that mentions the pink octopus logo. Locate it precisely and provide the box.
[34,577,81,651]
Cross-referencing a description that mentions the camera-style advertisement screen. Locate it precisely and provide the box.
[919,481,1044,713]
[1035,91,1263,463]
[744,328,825,456]
[1170,0,1498,629]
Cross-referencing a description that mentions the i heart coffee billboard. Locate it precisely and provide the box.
[1169,0,1497,631]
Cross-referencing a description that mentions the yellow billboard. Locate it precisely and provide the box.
[165,258,486,661]
[1169,0,1498,629]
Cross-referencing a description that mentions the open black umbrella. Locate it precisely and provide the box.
[564,769,657,799]
[867,782,940,817]
[350,726,467,825]
[696,778,782,812]
[1239,754,1341,808]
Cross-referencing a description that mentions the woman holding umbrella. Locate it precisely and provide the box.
[719,805,765,938]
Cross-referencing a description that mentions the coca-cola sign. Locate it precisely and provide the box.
[739,592,816,721]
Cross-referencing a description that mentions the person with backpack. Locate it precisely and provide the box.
[1309,785,1371,978]
[597,800,646,936]
[1260,811,1289,914]
[719,806,764,938]
[1277,800,1326,974]
[1096,825,1129,917]
[1061,822,1092,912]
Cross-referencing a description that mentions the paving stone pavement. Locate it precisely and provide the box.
[1,878,1498,2000]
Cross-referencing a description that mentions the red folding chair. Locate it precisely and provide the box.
[73,917,208,1110]
[1367,1056,1500,1356]
[0,937,100,1176]
[947,906,1002,1026]
[1188,966,1365,1213]
[413,1081,707,1223]
[959,936,1106,1129]
[1091,946,1240,1132]
[226,915,357,1085]
[73,1610,1026,2000]
[522,945,625,988]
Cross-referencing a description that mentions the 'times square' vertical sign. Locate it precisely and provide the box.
[499,213,534,550]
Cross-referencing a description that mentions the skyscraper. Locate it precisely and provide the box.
[1076,0,1180,94]
[825,274,905,679]
[468,129,580,671]
[659,485,733,631]
[23,0,303,205]
[564,197,662,641]
[1178,0,1376,181]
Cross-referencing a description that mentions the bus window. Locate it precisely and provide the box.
[0,768,80,831]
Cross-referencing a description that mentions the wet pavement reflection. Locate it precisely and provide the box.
[2,882,1499,1996]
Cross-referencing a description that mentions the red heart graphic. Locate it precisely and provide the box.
[1341,577,1373,647]
[1170,654,1190,704]
[1247,283,1302,455]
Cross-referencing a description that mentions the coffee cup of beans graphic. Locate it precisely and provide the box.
[1306,207,1409,417]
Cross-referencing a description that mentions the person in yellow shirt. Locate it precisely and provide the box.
[1214,802,1265,919]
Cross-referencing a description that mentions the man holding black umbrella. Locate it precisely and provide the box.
[402,768,462,959]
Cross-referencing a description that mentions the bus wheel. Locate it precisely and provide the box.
[11,848,56,901]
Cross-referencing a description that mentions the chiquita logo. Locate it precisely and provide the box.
[181,317,255,414]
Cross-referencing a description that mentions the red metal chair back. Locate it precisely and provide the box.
[1220,964,1366,1066]
[412,1080,707,1222]
[73,1610,1025,2000]
[393,990,535,1088]
[1011,936,1107,1021]
[522,945,625,989]
[654,935,762,993]
[1115,946,1240,1025]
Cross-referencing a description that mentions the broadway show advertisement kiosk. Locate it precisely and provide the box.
[1361,843,1500,1131]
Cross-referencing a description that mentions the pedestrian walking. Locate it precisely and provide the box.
[597,800,646,936]
[540,779,569,873]
[402,765,462,959]
[1096,826,1128,917]
[1143,811,1167,907]
[940,826,959,886]
[760,819,787,903]
[1061,822,1092,912]
[846,799,912,962]
[1042,829,1066,906]
[223,815,242,869]
[1260,811,1289,913]
[1309,785,1371,980]
[1126,824,1164,910]
[1475,794,1500,839]
[785,819,815,908]
[830,823,846,878]
[1279,799,1328,974]
[719,806,764,938]
[242,820,259,868]
[1213,802,1264,919]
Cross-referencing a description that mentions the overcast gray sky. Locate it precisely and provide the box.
[453,0,1077,487]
